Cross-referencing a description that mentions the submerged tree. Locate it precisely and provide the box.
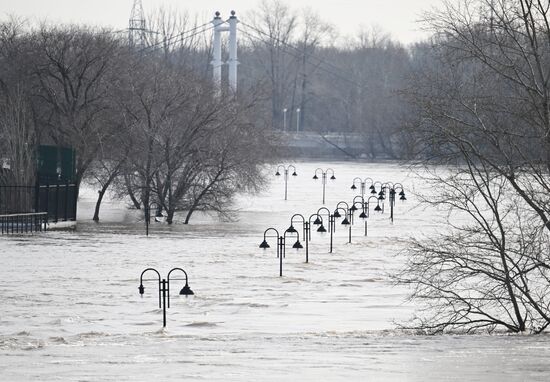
[115,53,271,224]
[400,0,550,333]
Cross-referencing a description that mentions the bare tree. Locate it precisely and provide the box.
[32,25,120,189]
[245,0,299,129]
[401,0,550,333]
[0,18,36,187]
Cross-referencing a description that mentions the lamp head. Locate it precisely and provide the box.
[351,184,357,190]
[378,195,385,200]
[330,175,336,180]
[179,282,194,296]
[313,216,322,225]
[292,171,297,176]
[369,185,375,190]
[350,204,358,212]
[259,240,270,249]
[317,224,327,233]
[275,171,280,176]
[371,189,377,194]
[287,225,297,233]
[341,217,350,225]
[333,210,341,218]
[399,190,405,196]
[293,240,303,249]
[374,204,382,212]
[359,211,367,219]
[313,174,318,180]
[138,284,144,295]
[400,194,407,201]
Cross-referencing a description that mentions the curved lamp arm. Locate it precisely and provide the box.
[263,227,280,240]
[289,213,306,237]
[167,267,193,307]
[308,213,323,225]
[139,268,162,308]
[336,201,349,210]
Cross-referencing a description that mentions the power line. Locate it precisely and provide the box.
[139,21,216,53]
[238,22,364,89]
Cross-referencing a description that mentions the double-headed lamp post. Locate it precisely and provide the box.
[387,183,406,223]
[351,195,368,236]
[366,195,383,215]
[334,202,352,244]
[287,213,323,263]
[275,165,297,201]
[259,227,302,277]
[313,168,336,205]
[138,267,194,327]
[351,177,374,199]
[317,207,335,253]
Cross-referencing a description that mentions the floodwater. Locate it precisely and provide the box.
[1,161,549,381]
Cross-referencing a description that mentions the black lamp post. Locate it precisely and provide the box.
[351,177,374,199]
[288,214,311,263]
[275,164,298,201]
[138,267,194,327]
[366,195,383,216]
[145,201,163,237]
[352,195,368,236]
[317,207,334,253]
[387,183,406,223]
[308,213,324,241]
[334,202,352,244]
[394,183,407,202]
[259,227,302,277]
[372,181,384,194]
[313,168,335,204]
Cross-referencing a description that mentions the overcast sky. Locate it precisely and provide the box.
[0,0,445,44]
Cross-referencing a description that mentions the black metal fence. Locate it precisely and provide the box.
[0,181,78,234]
[0,213,48,234]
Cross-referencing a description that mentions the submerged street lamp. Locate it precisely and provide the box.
[335,202,352,244]
[138,267,194,327]
[259,227,302,276]
[352,195,368,236]
[388,183,407,223]
[275,164,298,201]
[350,177,374,198]
[288,213,323,263]
[317,207,335,253]
[313,168,336,205]
[366,195,383,216]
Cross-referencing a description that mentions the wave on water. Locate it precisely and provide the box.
[0,336,46,351]
[48,336,69,344]
[185,322,219,328]
[75,331,111,339]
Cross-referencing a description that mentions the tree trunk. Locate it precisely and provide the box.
[125,175,141,209]
[92,171,118,222]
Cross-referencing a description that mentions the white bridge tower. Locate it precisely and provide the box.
[212,11,239,94]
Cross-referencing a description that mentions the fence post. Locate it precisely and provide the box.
[55,181,59,223]
[73,184,78,221]
[64,180,69,221]
[44,182,49,222]
[34,179,40,213]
